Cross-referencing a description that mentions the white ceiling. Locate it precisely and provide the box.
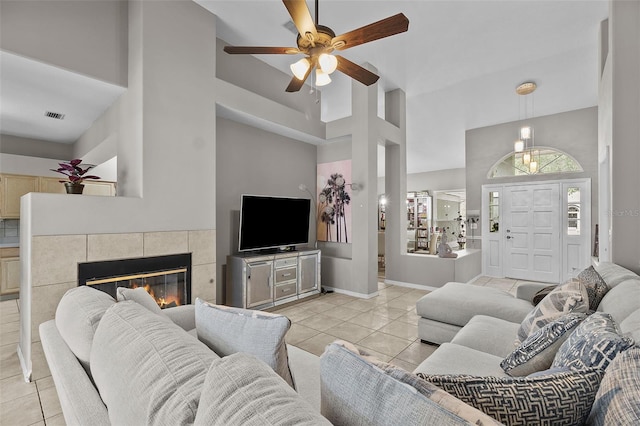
[0,51,125,144]
[0,0,608,176]
[199,0,608,173]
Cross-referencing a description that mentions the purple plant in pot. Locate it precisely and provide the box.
[50,159,101,194]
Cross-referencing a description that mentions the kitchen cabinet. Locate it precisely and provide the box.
[0,174,39,218]
[0,174,116,218]
[0,247,20,296]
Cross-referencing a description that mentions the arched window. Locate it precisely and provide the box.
[487,147,583,178]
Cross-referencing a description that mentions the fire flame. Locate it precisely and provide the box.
[131,282,181,309]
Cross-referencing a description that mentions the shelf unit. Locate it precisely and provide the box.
[407,192,432,252]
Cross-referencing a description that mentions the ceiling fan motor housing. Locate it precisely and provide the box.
[297,24,336,53]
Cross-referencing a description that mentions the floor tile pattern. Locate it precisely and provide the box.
[0,275,524,425]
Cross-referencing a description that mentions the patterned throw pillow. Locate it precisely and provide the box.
[587,347,640,426]
[552,312,635,371]
[321,341,502,426]
[517,279,589,343]
[417,369,604,426]
[576,266,609,311]
[195,298,295,388]
[501,313,587,377]
[532,285,557,306]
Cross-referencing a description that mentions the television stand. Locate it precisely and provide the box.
[226,249,320,310]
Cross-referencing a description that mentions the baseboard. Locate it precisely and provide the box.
[383,279,441,292]
[17,344,31,383]
[466,273,483,284]
[322,286,379,299]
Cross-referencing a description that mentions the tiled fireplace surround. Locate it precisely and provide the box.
[24,229,216,379]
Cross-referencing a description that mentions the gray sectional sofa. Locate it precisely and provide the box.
[411,261,640,424]
[40,287,328,426]
[414,262,640,376]
[40,261,640,425]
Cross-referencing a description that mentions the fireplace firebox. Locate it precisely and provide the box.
[78,254,192,309]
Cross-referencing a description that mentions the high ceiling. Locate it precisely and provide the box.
[198,0,608,173]
[1,1,608,176]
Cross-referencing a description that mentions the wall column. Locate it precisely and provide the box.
[350,64,379,296]
[384,89,408,281]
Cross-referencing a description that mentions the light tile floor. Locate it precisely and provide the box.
[0,275,529,425]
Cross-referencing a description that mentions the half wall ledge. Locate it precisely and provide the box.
[386,249,482,291]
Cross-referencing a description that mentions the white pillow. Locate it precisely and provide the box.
[195,298,294,388]
[194,353,330,425]
[116,287,162,314]
[91,301,218,425]
[55,286,116,372]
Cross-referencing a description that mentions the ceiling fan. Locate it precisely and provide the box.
[223,0,409,92]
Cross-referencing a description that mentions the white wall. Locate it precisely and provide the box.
[216,118,317,302]
[378,168,466,195]
[600,0,640,273]
[0,0,128,86]
[0,153,117,182]
[0,135,73,160]
[466,107,599,245]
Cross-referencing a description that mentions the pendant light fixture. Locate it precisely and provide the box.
[513,81,538,173]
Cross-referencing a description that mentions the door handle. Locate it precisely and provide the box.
[506,235,513,240]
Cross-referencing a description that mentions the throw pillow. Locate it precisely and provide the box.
[320,341,502,426]
[516,278,589,343]
[116,286,162,314]
[90,301,218,426]
[587,347,640,426]
[532,285,556,305]
[194,352,330,426]
[576,265,609,311]
[195,298,295,388]
[552,312,635,371]
[417,369,604,426]
[501,312,587,376]
[55,285,116,373]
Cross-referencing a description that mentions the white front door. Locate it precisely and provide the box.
[503,183,560,283]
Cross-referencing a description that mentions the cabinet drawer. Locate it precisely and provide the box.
[274,267,297,284]
[274,257,297,269]
[274,282,297,300]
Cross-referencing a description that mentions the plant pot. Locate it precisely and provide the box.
[64,182,85,194]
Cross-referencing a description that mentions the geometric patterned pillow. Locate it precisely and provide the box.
[552,312,635,371]
[516,279,590,343]
[416,369,604,426]
[587,347,640,426]
[576,266,609,311]
[501,313,587,377]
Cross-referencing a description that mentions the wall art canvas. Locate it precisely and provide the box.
[316,160,353,243]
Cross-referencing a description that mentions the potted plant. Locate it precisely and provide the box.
[50,159,101,194]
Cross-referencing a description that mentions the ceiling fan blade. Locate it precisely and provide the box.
[335,55,379,86]
[285,62,313,92]
[283,0,317,39]
[223,46,300,55]
[332,13,409,51]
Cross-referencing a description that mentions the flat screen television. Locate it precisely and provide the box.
[238,194,311,252]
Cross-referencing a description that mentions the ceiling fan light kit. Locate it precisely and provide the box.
[223,0,409,92]
[291,58,311,80]
[318,53,338,74]
[315,68,331,86]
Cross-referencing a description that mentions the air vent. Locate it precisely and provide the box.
[283,20,298,35]
[44,111,65,120]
